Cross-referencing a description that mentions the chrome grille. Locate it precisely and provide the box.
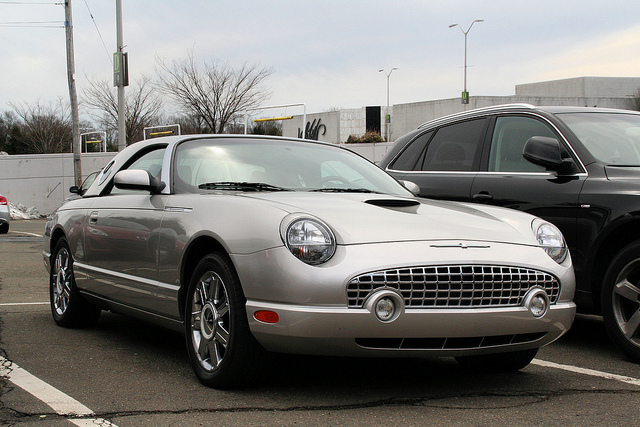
[347,265,560,308]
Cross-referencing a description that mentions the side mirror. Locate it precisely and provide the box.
[69,186,81,194]
[114,169,166,194]
[401,180,420,196]
[523,136,573,172]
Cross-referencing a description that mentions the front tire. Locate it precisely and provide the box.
[185,252,263,388]
[455,348,538,372]
[50,238,101,328]
[602,242,640,362]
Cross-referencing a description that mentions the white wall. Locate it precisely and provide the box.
[343,142,393,164]
[0,153,114,215]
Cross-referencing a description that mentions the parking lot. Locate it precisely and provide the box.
[2,219,640,426]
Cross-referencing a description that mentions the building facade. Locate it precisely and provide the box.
[282,77,640,144]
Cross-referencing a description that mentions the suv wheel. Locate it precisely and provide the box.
[602,242,640,362]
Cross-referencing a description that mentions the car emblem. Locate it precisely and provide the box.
[430,243,490,249]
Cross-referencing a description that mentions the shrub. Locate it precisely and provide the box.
[345,131,384,144]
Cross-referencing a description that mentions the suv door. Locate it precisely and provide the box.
[470,114,586,249]
[386,118,488,202]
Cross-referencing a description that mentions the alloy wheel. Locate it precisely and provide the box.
[53,246,72,316]
[611,258,640,348]
[189,270,231,371]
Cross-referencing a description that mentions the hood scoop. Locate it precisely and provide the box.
[364,198,421,213]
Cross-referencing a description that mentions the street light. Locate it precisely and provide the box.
[379,67,398,142]
[449,19,483,104]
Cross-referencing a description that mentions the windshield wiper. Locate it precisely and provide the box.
[310,188,380,193]
[198,182,292,192]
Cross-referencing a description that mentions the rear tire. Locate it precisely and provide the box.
[455,348,538,372]
[601,242,640,362]
[50,238,101,328]
[184,252,264,388]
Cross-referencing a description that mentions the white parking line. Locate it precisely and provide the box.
[533,359,640,386]
[18,232,43,237]
[0,302,48,306]
[0,356,118,426]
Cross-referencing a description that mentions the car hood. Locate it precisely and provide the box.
[242,192,537,246]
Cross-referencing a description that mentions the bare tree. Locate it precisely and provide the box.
[155,52,272,134]
[82,75,164,144]
[0,111,21,154]
[8,99,73,154]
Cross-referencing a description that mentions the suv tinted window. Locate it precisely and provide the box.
[488,116,555,172]
[420,119,486,171]
[389,131,433,171]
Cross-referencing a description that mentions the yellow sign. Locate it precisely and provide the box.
[254,116,294,122]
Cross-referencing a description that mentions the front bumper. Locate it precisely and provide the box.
[247,299,575,357]
[235,240,576,357]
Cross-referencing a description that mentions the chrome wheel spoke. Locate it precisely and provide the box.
[217,303,229,318]
[623,309,640,339]
[215,326,229,346]
[614,279,640,303]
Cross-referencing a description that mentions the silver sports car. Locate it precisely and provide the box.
[43,135,576,388]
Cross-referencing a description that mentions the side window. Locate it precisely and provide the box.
[389,131,433,171]
[110,147,166,195]
[420,119,486,171]
[488,116,555,172]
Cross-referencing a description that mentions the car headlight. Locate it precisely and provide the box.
[532,219,568,264]
[281,215,336,265]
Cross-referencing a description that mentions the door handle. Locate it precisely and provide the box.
[472,192,493,203]
[89,211,99,225]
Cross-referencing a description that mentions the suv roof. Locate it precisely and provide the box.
[416,103,640,130]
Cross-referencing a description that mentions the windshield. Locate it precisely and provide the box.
[173,138,413,196]
[558,112,640,166]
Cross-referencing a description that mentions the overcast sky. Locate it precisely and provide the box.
[2,0,640,118]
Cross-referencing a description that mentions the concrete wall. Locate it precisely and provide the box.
[343,142,394,164]
[282,111,340,143]
[516,76,640,98]
[0,153,114,215]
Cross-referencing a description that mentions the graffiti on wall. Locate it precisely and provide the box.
[298,119,326,140]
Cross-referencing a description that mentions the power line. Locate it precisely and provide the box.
[82,0,112,65]
[0,1,62,4]
[0,21,63,27]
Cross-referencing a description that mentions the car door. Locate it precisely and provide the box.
[82,146,171,315]
[470,114,586,248]
[386,118,488,202]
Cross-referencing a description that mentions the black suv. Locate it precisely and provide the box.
[380,104,640,361]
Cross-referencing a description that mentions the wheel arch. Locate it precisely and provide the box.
[588,218,640,311]
[178,235,229,320]
[49,226,67,256]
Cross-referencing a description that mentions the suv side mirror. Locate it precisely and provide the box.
[523,136,573,172]
[114,169,166,194]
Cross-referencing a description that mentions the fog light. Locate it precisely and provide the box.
[524,288,549,318]
[375,297,395,321]
[530,295,548,317]
[364,290,404,323]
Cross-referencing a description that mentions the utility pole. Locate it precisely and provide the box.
[115,0,127,150]
[64,0,82,186]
